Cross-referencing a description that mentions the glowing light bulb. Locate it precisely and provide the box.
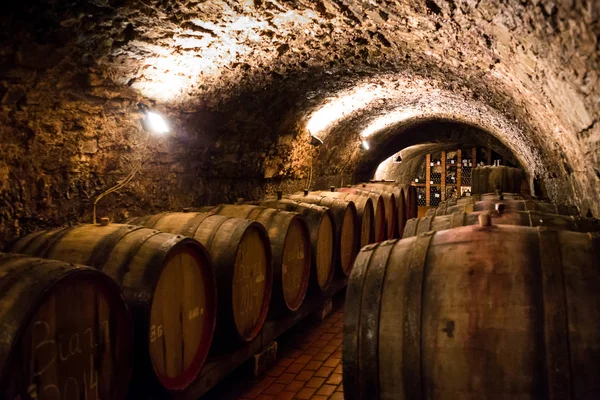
[361,140,370,150]
[146,112,170,135]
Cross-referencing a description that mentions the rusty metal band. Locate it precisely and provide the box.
[113,230,164,286]
[416,216,433,236]
[181,212,213,238]
[35,226,77,259]
[86,225,145,269]
[143,212,169,229]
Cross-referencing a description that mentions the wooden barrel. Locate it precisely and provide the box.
[255,199,335,292]
[200,205,311,312]
[0,253,133,400]
[406,185,418,219]
[339,187,389,241]
[352,184,401,239]
[344,225,600,399]
[125,213,272,344]
[397,187,408,238]
[11,223,217,392]
[404,210,600,238]
[288,192,358,276]
[314,190,376,248]
[429,197,580,217]
[472,165,523,194]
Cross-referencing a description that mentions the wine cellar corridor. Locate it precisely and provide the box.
[1,1,599,400]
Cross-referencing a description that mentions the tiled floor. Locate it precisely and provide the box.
[203,304,345,400]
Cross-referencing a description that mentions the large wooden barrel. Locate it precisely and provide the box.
[344,225,600,399]
[314,190,376,247]
[255,199,335,292]
[404,210,600,238]
[200,205,311,312]
[352,184,401,239]
[11,223,217,392]
[405,185,418,219]
[429,197,580,217]
[472,165,523,194]
[396,187,408,237]
[339,187,389,241]
[288,192,358,276]
[0,253,133,400]
[125,213,272,344]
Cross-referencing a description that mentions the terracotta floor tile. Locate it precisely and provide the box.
[316,384,336,396]
[326,373,343,386]
[296,354,312,365]
[276,373,296,384]
[314,366,334,378]
[322,357,341,368]
[312,352,329,361]
[293,387,317,399]
[286,363,304,374]
[284,381,304,392]
[303,360,323,371]
[274,391,296,400]
[295,370,315,381]
[267,366,287,377]
[304,377,326,388]
[276,357,295,367]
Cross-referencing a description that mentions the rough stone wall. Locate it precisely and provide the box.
[0,0,598,247]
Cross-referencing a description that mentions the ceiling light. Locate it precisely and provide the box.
[361,140,370,150]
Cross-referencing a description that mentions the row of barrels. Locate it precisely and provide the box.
[344,177,600,398]
[0,181,415,399]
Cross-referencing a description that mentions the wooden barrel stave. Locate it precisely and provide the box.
[0,253,132,400]
[314,191,376,247]
[344,226,600,399]
[11,224,216,392]
[287,193,358,276]
[201,205,311,312]
[339,187,389,241]
[255,199,336,293]
[127,212,272,344]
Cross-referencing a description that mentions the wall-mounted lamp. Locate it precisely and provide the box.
[360,140,370,150]
[309,134,323,147]
[139,103,170,135]
[393,155,402,163]
[92,103,171,224]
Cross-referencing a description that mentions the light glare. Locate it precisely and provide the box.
[146,112,170,135]
[360,109,421,138]
[306,85,386,136]
[361,140,370,150]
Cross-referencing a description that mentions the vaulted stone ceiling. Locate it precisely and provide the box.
[0,0,598,245]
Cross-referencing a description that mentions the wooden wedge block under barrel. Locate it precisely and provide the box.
[0,253,133,400]
[199,204,311,313]
[288,191,358,277]
[11,223,217,392]
[427,195,580,217]
[472,165,524,194]
[313,188,377,247]
[254,198,336,293]
[126,213,272,345]
[404,210,600,238]
[339,187,388,241]
[344,224,600,400]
